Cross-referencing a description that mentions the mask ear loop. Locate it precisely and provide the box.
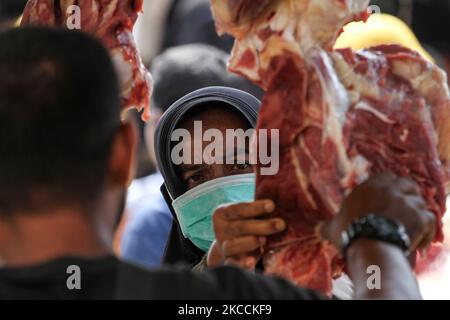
[160,183,179,220]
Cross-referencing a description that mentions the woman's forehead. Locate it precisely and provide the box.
[177,104,251,131]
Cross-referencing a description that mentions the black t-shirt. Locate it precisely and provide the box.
[0,256,324,300]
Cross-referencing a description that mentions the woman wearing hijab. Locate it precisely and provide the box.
[155,86,286,269]
[152,85,426,301]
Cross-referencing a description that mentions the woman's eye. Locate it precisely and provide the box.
[187,174,204,184]
[232,163,250,171]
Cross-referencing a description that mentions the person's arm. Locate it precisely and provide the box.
[321,173,436,300]
[346,239,420,299]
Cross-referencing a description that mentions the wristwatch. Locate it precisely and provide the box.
[341,213,411,259]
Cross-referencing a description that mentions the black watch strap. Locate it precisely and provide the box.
[341,214,411,259]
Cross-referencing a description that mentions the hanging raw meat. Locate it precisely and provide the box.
[211,0,450,295]
[21,0,152,121]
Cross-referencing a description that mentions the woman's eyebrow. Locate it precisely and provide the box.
[179,164,207,174]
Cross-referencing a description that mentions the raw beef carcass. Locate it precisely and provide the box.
[211,0,450,295]
[21,0,152,121]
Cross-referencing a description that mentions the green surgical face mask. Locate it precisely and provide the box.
[172,173,256,252]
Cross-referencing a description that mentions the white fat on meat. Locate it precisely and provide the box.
[392,59,450,168]
[354,101,395,124]
[309,50,370,194]
[111,49,133,99]
[330,51,381,100]
[228,0,370,85]
[290,146,318,210]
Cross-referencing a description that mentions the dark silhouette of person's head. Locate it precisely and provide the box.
[0,27,122,215]
[151,44,263,113]
[162,0,234,53]
[0,27,137,265]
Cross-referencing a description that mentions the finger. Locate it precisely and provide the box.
[357,172,396,194]
[319,221,343,251]
[410,232,430,253]
[417,211,436,250]
[409,210,436,251]
[318,221,331,242]
[228,218,286,237]
[222,236,265,257]
[224,256,257,270]
[384,193,427,228]
[216,199,275,221]
[417,231,434,253]
[373,172,419,195]
[396,177,421,195]
[403,194,427,211]
[373,171,397,185]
